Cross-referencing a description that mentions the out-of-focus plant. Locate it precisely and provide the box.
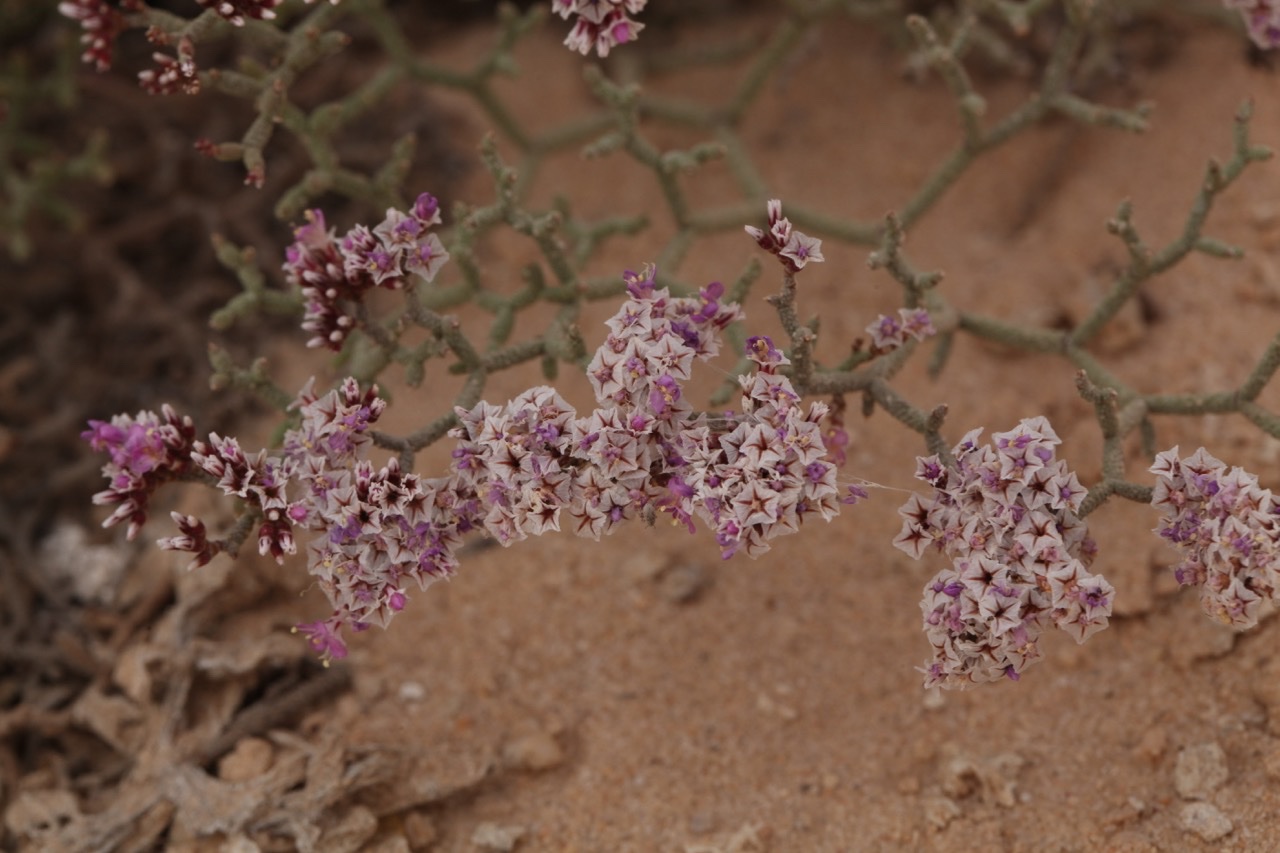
[1,4,112,260]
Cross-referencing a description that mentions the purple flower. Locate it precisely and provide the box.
[83,405,197,540]
[1149,446,1280,629]
[745,335,789,370]
[745,199,824,274]
[866,307,936,353]
[294,617,349,664]
[558,0,648,56]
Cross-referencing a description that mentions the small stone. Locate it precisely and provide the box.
[657,562,710,603]
[399,681,427,702]
[921,795,961,830]
[471,822,525,851]
[1133,727,1167,764]
[221,835,263,853]
[939,756,979,800]
[1174,742,1229,800]
[217,737,275,782]
[403,811,437,851]
[755,693,798,722]
[502,732,565,772]
[3,789,82,842]
[1179,801,1233,842]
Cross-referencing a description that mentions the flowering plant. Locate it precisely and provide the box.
[63,0,1280,696]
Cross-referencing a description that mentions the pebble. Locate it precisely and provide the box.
[502,732,565,772]
[1133,727,1167,764]
[921,794,961,830]
[1179,801,1233,842]
[217,737,275,782]
[471,822,525,851]
[1173,742,1229,800]
[658,562,710,603]
[399,681,427,702]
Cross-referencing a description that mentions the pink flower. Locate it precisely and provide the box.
[745,200,824,274]
[557,0,647,57]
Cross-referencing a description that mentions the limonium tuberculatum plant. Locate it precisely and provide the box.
[72,1,1280,688]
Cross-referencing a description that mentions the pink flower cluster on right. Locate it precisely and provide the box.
[552,0,647,57]
[1150,447,1280,628]
[894,417,1114,689]
[1225,0,1280,49]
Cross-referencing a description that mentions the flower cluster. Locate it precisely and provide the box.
[197,0,341,25]
[553,0,647,57]
[196,0,283,26]
[1225,0,1280,48]
[58,0,128,72]
[1150,447,1280,628]
[865,307,936,353]
[744,199,824,274]
[137,37,200,96]
[61,0,344,90]
[83,405,198,541]
[451,264,855,560]
[284,193,450,351]
[85,259,859,664]
[191,377,466,662]
[894,417,1113,689]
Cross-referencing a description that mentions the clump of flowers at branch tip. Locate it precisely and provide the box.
[58,0,130,71]
[453,262,860,562]
[866,307,936,353]
[1150,447,1280,628]
[138,36,200,96]
[1224,0,1280,48]
[82,405,197,540]
[284,192,449,351]
[744,199,824,274]
[60,0,342,88]
[195,0,341,27]
[894,417,1113,689]
[553,0,647,57]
